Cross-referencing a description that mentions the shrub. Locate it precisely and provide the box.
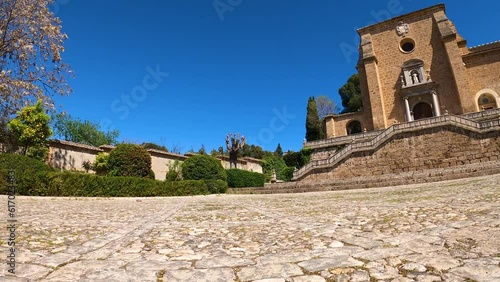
[262,156,287,181]
[0,154,54,194]
[279,166,295,182]
[107,144,152,178]
[2,170,227,197]
[226,169,265,188]
[0,153,53,172]
[203,179,228,194]
[92,152,109,175]
[181,155,227,181]
[26,145,49,162]
[165,160,182,181]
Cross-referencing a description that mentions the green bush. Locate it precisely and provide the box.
[226,169,265,188]
[0,153,54,194]
[26,145,49,162]
[0,153,53,172]
[107,144,152,178]
[279,166,295,182]
[262,156,286,181]
[2,169,227,197]
[165,160,182,181]
[92,153,109,175]
[203,179,228,194]
[181,155,227,181]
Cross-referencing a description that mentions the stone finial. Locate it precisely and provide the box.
[271,169,277,183]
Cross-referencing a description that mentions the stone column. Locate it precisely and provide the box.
[434,11,474,113]
[431,90,441,116]
[404,97,412,122]
[359,33,387,130]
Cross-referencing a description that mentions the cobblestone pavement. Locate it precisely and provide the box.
[1,174,499,281]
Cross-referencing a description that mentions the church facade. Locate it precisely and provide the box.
[325,4,500,138]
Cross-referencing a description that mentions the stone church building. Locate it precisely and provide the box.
[325,4,500,138]
[281,3,500,188]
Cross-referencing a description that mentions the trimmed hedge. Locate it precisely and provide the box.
[226,169,265,188]
[0,153,53,172]
[0,153,54,194]
[0,153,228,197]
[0,170,227,197]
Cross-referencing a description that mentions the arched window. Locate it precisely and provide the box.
[477,93,498,110]
[346,120,362,135]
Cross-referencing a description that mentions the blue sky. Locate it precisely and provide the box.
[52,0,500,153]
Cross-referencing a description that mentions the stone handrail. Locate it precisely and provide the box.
[304,130,383,149]
[293,114,500,181]
[461,108,500,121]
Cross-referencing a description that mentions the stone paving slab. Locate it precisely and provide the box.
[1,174,499,281]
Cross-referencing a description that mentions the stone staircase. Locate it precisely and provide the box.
[227,161,500,194]
[293,113,500,181]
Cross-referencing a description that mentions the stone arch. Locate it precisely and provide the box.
[475,89,499,111]
[346,120,362,135]
[413,102,433,120]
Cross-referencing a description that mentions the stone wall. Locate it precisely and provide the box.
[49,140,102,172]
[217,155,263,174]
[302,125,500,182]
[147,149,187,181]
[464,42,500,110]
[305,128,500,180]
[47,140,263,181]
[324,112,369,138]
[228,161,500,194]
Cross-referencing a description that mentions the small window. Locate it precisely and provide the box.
[400,38,415,53]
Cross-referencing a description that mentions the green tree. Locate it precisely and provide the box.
[52,113,119,147]
[239,144,265,159]
[140,142,168,152]
[0,0,72,121]
[305,96,322,141]
[262,156,288,181]
[7,100,52,155]
[283,148,312,169]
[107,144,153,178]
[274,143,283,158]
[181,155,227,181]
[338,74,363,113]
[283,150,300,168]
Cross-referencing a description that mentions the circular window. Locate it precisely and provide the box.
[400,38,415,53]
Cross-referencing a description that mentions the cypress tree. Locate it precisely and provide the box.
[305,97,322,141]
[274,143,283,157]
